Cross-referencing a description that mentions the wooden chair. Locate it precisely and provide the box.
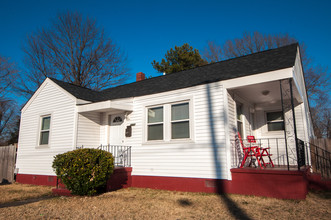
[238,133,264,169]
[247,136,274,168]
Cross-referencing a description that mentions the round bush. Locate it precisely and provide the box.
[52,148,114,196]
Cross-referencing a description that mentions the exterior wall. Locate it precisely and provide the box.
[126,82,229,180]
[293,50,314,140]
[99,109,129,146]
[228,91,256,168]
[231,92,253,137]
[17,81,76,176]
[76,112,101,148]
[254,101,284,139]
[227,91,236,140]
[253,101,309,165]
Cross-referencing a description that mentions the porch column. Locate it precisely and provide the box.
[289,78,300,170]
[280,79,301,171]
[279,80,290,171]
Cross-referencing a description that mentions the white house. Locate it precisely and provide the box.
[16,44,315,198]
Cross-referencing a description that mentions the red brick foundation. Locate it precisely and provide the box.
[131,175,231,193]
[16,173,57,186]
[16,167,330,199]
[230,168,308,199]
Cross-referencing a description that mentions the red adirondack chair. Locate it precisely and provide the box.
[247,136,274,168]
[238,133,264,169]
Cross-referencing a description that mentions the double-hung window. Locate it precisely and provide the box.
[147,101,191,141]
[171,103,190,139]
[266,111,284,131]
[40,116,51,145]
[147,107,164,140]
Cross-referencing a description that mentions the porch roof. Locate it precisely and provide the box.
[77,100,133,113]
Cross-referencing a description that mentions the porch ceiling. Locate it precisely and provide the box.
[230,80,302,105]
[77,100,133,113]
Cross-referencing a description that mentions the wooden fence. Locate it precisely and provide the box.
[0,144,17,183]
[309,139,331,179]
[310,138,331,152]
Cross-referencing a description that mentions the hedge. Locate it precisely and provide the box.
[52,148,114,196]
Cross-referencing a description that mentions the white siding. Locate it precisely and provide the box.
[253,101,309,165]
[16,81,76,175]
[293,50,314,140]
[295,103,306,141]
[227,91,236,140]
[126,82,229,180]
[253,101,309,139]
[76,112,101,148]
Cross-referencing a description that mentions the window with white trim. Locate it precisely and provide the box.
[147,102,190,141]
[39,116,51,145]
[171,103,190,139]
[266,111,284,131]
[147,107,164,140]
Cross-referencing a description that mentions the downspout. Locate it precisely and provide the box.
[73,106,79,150]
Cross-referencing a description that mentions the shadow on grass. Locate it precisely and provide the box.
[177,198,193,207]
[309,190,331,200]
[206,84,252,220]
[0,195,54,209]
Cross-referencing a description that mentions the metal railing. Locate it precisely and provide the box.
[231,137,311,170]
[76,145,132,167]
[308,142,331,178]
[98,145,132,167]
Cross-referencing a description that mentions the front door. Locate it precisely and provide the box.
[109,114,125,145]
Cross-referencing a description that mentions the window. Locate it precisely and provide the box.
[266,111,284,131]
[113,116,123,123]
[147,107,164,140]
[39,116,51,145]
[171,103,189,139]
[147,102,190,141]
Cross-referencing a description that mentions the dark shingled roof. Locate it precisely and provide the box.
[51,43,298,102]
[49,78,103,102]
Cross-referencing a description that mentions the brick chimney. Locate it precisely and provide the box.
[136,72,145,82]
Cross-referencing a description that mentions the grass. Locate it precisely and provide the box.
[0,183,52,204]
[0,183,330,219]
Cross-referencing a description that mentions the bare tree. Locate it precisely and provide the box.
[0,56,18,144]
[203,32,298,61]
[203,31,330,137]
[0,56,17,100]
[0,100,17,144]
[17,11,129,97]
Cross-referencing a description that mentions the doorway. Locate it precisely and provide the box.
[109,114,125,145]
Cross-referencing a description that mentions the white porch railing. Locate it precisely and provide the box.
[76,145,131,167]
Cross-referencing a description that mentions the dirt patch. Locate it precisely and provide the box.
[0,184,330,219]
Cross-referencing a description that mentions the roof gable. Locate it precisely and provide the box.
[21,78,77,113]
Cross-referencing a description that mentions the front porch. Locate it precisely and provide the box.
[225,76,331,198]
[226,76,314,170]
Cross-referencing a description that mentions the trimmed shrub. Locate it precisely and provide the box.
[52,148,114,196]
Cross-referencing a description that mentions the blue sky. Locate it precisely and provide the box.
[1,0,330,100]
